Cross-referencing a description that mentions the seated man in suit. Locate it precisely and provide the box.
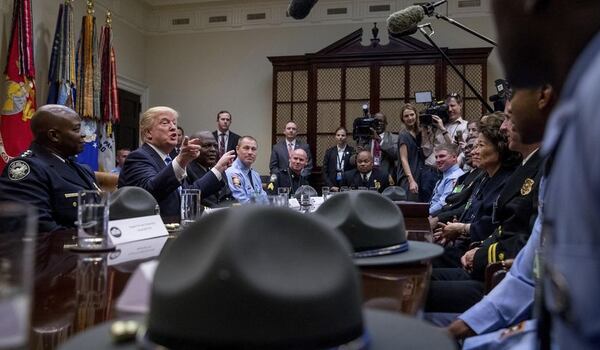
[212,110,240,157]
[269,148,309,194]
[269,121,312,178]
[118,106,235,218]
[342,150,389,192]
[0,104,100,232]
[225,136,267,203]
[187,131,235,207]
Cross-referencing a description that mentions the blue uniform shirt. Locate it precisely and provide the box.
[539,30,600,350]
[225,158,267,204]
[429,164,464,215]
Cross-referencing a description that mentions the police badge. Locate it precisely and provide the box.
[374,179,381,190]
[520,178,535,196]
[8,160,30,181]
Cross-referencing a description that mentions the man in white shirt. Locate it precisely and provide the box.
[212,110,240,157]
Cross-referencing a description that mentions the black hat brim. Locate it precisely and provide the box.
[59,310,455,350]
[354,241,444,266]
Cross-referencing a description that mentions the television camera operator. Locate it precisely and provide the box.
[351,105,398,182]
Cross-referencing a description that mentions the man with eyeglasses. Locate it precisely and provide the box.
[118,106,235,218]
[187,130,235,207]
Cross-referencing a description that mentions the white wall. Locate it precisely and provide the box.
[146,17,503,173]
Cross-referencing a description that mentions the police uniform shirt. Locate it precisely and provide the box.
[0,142,98,232]
[225,158,266,203]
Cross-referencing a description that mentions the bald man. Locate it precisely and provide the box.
[270,148,310,194]
[0,104,100,232]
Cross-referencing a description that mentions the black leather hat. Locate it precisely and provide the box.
[381,186,407,201]
[315,191,443,266]
[60,206,455,350]
[108,186,157,221]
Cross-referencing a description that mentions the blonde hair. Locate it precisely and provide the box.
[140,106,178,142]
[400,103,419,133]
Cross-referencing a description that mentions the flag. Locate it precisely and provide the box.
[0,0,36,172]
[75,9,99,170]
[47,2,75,108]
[97,15,119,172]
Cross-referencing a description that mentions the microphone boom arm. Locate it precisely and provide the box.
[435,14,497,46]
[418,23,494,113]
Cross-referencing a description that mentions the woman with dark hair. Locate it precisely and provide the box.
[396,103,431,201]
[433,112,520,266]
[322,126,355,191]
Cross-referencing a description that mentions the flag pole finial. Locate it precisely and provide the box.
[106,10,112,27]
[87,0,94,15]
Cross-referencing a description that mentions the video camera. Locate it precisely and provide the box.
[489,79,511,112]
[352,104,383,143]
[415,91,450,127]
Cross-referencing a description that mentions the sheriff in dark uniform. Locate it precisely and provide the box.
[268,148,309,194]
[0,105,99,232]
[341,150,389,192]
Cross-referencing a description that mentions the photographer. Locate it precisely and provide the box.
[352,112,398,182]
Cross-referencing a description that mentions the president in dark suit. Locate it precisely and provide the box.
[0,105,99,232]
[119,106,235,219]
[322,126,355,190]
[341,151,389,192]
[212,110,240,157]
[269,121,312,177]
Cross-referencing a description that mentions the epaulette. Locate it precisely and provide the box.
[20,149,33,158]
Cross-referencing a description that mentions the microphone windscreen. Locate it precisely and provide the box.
[387,5,425,34]
[287,0,319,20]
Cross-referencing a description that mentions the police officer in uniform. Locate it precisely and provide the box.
[225,136,267,203]
[0,104,99,232]
[268,148,309,194]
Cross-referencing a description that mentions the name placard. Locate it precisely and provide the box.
[108,215,168,245]
[107,236,168,266]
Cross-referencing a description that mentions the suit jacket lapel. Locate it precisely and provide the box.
[142,143,167,171]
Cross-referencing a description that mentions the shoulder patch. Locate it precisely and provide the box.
[520,178,535,196]
[8,160,30,181]
[232,176,241,187]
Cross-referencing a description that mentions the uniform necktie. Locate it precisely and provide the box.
[219,134,226,157]
[362,174,368,187]
[248,170,255,189]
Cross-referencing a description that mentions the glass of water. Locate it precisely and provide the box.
[0,202,36,349]
[181,189,201,228]
[77,190,111,250]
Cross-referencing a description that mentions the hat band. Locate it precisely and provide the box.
[353,242,409,259]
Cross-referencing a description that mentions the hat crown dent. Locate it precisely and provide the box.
[317,191,407,252]
[109,186,158,220]
[148,206,364,349]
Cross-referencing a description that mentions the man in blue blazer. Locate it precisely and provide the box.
[118,106,234,219]
[269,121,312,178]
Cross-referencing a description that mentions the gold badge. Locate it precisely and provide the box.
[232,176,241,187]
[520,178,535,196]
[267,183,274,191]
[374,180,381,190]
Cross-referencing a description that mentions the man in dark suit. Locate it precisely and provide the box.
[322,126,354,191]
[342,151,389,192]
[212,110,240,157]
[0,104,99,232]
[119,106,235,219]
[187,130,235,207]
[269,148,310,194]
[269,121,313,178]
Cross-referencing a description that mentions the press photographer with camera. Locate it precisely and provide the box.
[351,107,398,182]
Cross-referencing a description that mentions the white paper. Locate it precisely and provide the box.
[107,215,168,245]
[107,237,168,266]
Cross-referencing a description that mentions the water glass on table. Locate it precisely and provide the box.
[0,202,36,349]
[322,186,331,200]
[277,187,290,207]
[77,190,112,250]
[181,189,201,228]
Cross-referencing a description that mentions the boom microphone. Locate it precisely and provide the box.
[387,0,447,35]
[287,0,319,20]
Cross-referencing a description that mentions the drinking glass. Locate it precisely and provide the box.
[77,190,111,250]
[181,189,201,228]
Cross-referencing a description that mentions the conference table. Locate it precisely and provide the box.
[28,202,434,350]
